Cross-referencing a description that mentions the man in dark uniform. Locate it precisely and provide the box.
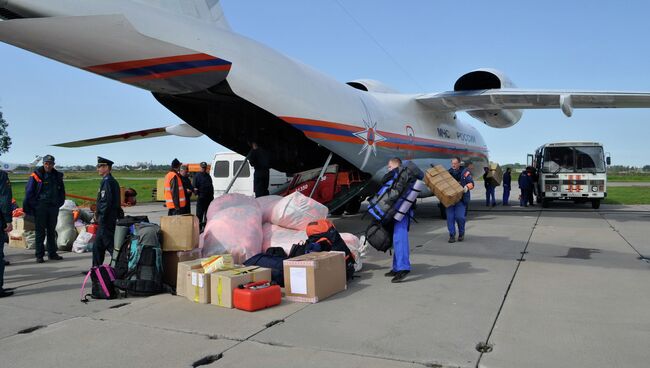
[193,162,214,230]
[93,157,121,266]
[179,165,193,214]
[0,168,14,297]
[502,168,512,206]
[24,154,65,263]
[248,141,270,198]
[518,169,531,207]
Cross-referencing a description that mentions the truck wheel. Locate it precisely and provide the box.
[591,199,601,209]
[542,199,550,208]
[438,203,447,220]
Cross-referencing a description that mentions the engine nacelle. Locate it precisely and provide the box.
[346,79,399,94]
[454,69,523,128]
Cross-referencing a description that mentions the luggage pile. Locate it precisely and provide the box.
[158,192,361,311]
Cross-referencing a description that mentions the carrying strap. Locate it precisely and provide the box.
[95,267,111,299]
[80,269,93,303]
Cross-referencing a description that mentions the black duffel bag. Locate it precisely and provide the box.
[365,221,392,253]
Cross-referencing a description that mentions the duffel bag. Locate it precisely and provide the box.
[365,221,392,253]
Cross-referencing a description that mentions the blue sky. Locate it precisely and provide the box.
[1,0,649,166]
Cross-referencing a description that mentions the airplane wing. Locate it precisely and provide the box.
[53,123,202,148]
[416,89,650,117]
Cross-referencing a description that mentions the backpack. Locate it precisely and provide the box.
[80,265,118,302]
[243,253,287,287]
[113,223,163,296]
[112,216,150,267]
[305,219,355,279]
[365,221,393,253]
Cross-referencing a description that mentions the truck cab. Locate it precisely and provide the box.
[529,142,610,209]
[210,152,289,197]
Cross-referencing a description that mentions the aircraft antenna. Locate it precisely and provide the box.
[333,0,424,91]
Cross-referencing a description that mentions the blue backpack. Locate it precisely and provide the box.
[113,223,163,296]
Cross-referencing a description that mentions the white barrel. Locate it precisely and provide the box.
[393,180,426,221]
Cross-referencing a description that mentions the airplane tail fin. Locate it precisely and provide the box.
[30,155,42,166]
[205,0,231,30]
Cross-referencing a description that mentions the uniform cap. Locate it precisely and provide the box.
[97,156,114,166]
[200,161,208,168]
[171,158,181,168]
[43,155,55,163]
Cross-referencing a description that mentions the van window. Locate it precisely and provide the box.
[233,160,251,178]
[213,160,229,178]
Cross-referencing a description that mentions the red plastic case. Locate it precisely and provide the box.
[233,280,281,312]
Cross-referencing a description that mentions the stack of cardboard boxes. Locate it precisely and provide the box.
[8,215,35,249]
[424,165,464,207]
[160,214,348,309]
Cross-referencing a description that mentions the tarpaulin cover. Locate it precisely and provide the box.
[256,195,283,223]
[200,204,263,264]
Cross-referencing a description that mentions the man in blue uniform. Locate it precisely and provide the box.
[483,167,496,207]
[447,157,474,243]
[93,157,121,266]
[502,168,512,206]
[0,168,14,297]
[369,158,419,283]
[24,155,65,263]
[193,162,214,231]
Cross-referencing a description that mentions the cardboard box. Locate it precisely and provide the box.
[8,229,26,249]
[176,258,205,297]
[12,216,35,232]
[424,165,464,208]
[485,162,503,187]
[210,266,272,308]
[186,270,211,304]
[156,178,166,201]
[163,249,201,288]
[283,251,346,303]
[160,215,199,251]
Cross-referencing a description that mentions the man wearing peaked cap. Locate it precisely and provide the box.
[24,154,65,263]
[193,161,213,231]
[164,158,186,215]
[93,156,121,266]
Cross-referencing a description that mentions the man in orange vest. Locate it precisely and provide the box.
[164,158,186,216]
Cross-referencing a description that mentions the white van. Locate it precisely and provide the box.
[211,152,289,197]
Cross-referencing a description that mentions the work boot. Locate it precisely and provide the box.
[49,254,63,261]
[36,257,45,264]
[448,235,456,243]
[0,289,14,298]
[384,270,397,277]
[458,234,465,242]
[391,271,409,283]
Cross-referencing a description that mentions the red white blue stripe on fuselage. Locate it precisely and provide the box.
[282,116,488,159]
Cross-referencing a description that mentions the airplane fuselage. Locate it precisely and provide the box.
[0,0,489,179]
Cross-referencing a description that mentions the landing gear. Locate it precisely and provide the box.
[344,197,363,215]
[591,199,601,209]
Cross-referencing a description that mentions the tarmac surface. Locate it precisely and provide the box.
[1,186,649,368]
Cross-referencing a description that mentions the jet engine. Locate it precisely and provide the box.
[454,69,523,128]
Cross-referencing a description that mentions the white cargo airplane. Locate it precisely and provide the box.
[2,1,650,194]
[0,155,41,173]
